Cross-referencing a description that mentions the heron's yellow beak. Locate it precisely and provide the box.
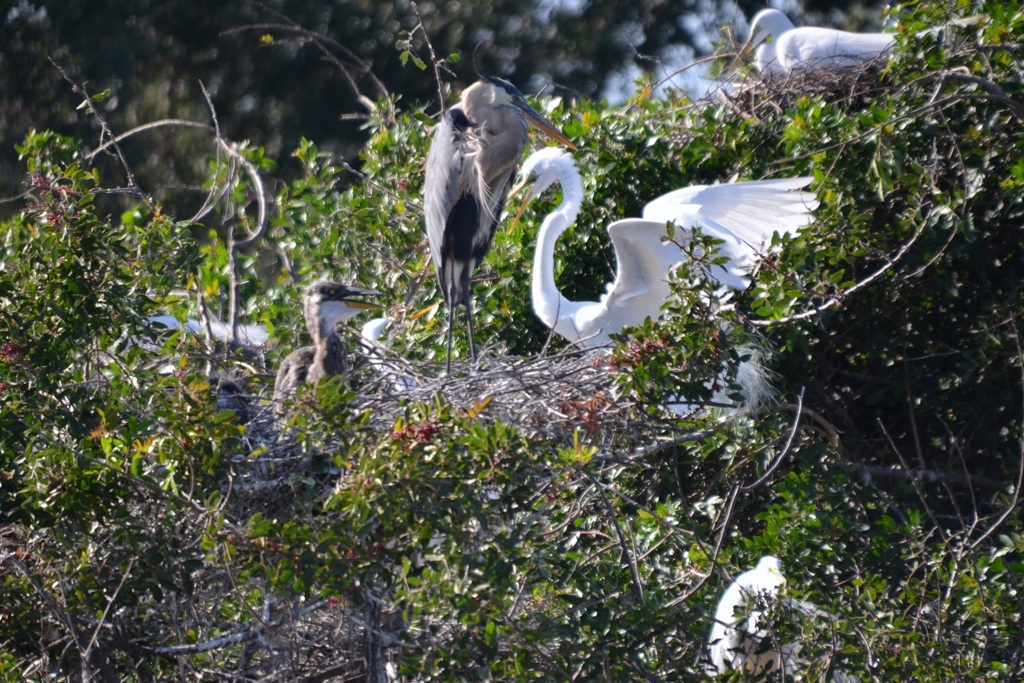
[739,28,773,61]
[518,105,577,151]
[738,38,756,61]
[344,300,385,311]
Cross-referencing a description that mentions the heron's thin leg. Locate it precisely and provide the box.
[445,302,455,374]
[464,302,478,362]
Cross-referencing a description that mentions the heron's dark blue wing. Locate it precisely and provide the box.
[423,106,485,306]
[424,108,469,277]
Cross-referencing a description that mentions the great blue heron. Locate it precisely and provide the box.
[741,9,895,74]
[423,76,576,372]
[273,282,383,405]
[707,555,793,676]
[512,148,818,349]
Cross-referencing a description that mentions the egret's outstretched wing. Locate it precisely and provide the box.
[642,176,817,241]
[601,218,679,320]
[642,177,818,290]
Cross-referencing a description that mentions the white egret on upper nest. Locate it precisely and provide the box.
[273,282,383,405]
[742,9,895,75]
[513,148,818,349]
[423,77,576,372]
[707,555,795,677]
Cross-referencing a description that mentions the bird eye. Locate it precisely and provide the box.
[329,288,336,296]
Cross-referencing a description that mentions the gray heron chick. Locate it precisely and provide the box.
[273,282,383,405]
[423,76,576,372]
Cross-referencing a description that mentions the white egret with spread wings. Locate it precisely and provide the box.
[513,148,817,349]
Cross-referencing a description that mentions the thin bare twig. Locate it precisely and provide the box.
[228,2,390,119]
[878,419,949,544]
[740,387,804,492]
[3,552,121,683]
[592,472,646,604]
[751,216,927,327]
[52,60,152,209]
[967,318,1024,550]
[410,1,450,118]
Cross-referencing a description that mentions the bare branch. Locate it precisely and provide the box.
[740,387,804,492]
[148,600,328,655]
[592,472,646,604]
[229,3,391,119]
[51,60,152,209]
[967,318,1024,550]
[751,216,927,327]
[410,1,451,118]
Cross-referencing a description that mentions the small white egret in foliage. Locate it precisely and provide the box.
[742,9,895,75]
[359,317,418,392]
[707,555,795,677]
[147,315,270,350]
[708,557,862,681]
[423,77,576,372]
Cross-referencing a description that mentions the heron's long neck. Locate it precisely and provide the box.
[532,175,584,329]
[311,333,346,381]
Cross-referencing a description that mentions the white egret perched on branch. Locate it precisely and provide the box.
[512,148,818,349]
[423,77,576,372]
[273,282,383,405]
[742,9,895,75]
[707,555,795,677]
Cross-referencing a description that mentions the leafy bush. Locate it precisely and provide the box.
[2,1,1024,680]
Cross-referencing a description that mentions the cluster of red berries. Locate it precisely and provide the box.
[0,341,24,363]
[27,173,80,228]
[391,422,441,444]
[613,335,670,368]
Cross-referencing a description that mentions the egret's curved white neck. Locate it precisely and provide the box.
[531,159,585,328]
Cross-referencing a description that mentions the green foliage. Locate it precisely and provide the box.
[4,0,1024,680]
[0,0,884,225]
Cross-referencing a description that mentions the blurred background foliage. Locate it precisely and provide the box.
[4,0,1024,680]
[0,0,888,219]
